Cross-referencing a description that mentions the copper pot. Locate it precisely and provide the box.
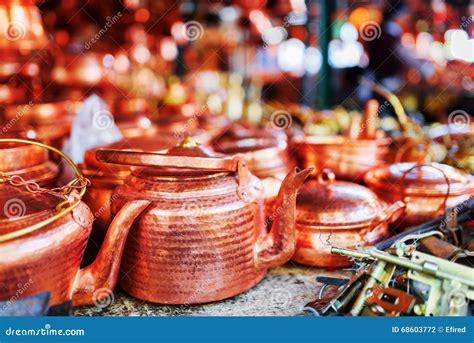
[294,135,391,182]
[295,100,391,181]
[3,101,81,148]
[0,140,58,186]
[293,169,405,268]
[96,138,312,304]
[213,125,293,217]
[365,162,474,229]
[80,136,178,238]
[0,139,150,307]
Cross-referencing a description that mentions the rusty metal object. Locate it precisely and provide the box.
[96,137,311,304]
[0,139,149,307]
[364,162,474,229]
[293,169,405,268]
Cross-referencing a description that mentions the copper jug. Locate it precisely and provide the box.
[365,162,474,229]
[0,139,151,306]
[294,169,405,268]
[96,138,312,304]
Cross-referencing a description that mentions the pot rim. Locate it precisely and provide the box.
[294,135,391,147]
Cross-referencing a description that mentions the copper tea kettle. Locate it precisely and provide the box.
[0,139,151,307]
[96,137,312,304]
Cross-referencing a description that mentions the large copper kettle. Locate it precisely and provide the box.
[294,169,405,268]
[96,137,312,304]
[0,139,150,307]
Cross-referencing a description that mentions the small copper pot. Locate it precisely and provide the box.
[96,138,312,304]
[80,136,178,238]
[0,139,149,307]
[213,125,293,218]
[365,162,474,229]
[294,135,391,182]
[0,141,58,186]
[293,169,405,268]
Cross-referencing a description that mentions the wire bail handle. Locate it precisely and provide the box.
[0,138,88,242]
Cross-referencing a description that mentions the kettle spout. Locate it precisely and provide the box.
[254,167,313,269]
[72,200,151,306]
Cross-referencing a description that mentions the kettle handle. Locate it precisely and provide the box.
[0,138,87,243]
[96,149,244,173]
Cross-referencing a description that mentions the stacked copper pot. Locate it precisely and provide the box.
[294,100,391,182]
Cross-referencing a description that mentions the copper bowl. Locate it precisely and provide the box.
[293,169,405,268]
[365,162,474,229]
[294,135,391,182]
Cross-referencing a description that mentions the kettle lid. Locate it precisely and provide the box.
[297,169,386,228]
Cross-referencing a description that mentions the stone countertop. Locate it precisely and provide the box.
[75,263,350,317]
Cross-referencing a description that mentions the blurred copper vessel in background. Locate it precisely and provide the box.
[0,0,48,52]
[293,169,405,268]
[0,140,58,186]
[96,138,311,304]
[213,124,293,218]
[80,136,178,239]
[114,98,159,138]
[3,101,81,148]
[294,100,391,182]
[0,139,149,306]
[294,134,391,182]
[365,162,474,229]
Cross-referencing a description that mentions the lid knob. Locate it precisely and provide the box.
[178,137,201,148]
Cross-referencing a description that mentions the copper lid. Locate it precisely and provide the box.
[82,136,176,174]
[0,186,58,235]
[297,169,387,228]
[95,137,240,180]
[365,162,474,196]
